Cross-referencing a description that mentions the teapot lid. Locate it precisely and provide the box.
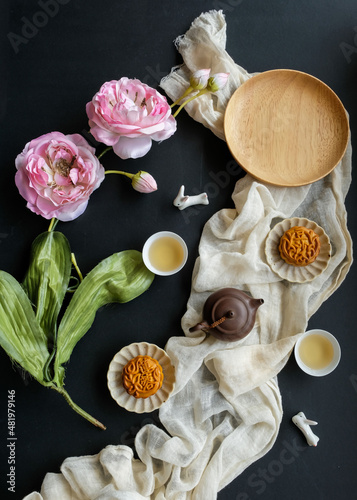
[203,288,263,341]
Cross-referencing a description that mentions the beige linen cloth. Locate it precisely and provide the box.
[24,10,352,500]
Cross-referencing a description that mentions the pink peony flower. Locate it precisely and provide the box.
[15,132,105,222]
[86,78,177,160]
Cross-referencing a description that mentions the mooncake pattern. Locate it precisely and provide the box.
[122,355,164,398]
[279,226,321,266]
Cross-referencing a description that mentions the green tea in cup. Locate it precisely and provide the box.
[143,231,188,276]
[298,333,334,370]
[294,329,341,377]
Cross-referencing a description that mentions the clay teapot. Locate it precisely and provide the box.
[189,288,264,342]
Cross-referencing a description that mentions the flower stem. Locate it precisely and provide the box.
[97,146,112,160]
[105,170,134,179]
[170,86,194,108]
[172,89,208,118]
[48,218,58,232]
[71,253,83,282]
[51,385,106,430]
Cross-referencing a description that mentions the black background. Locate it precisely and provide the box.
[1,1,357,499]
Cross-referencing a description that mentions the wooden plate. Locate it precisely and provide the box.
[224,69,349,186]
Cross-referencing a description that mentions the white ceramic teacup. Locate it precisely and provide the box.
[294,329,341,377]
[142,231,188,276]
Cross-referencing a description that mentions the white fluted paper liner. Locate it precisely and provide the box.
[265,217,331,283]
[107,342,176,413]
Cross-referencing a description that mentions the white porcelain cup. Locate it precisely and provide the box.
[294,329,341,377]
[142,231,188,276]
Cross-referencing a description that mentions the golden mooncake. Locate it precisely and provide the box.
[122,355,164,399]
[279,226,321,266]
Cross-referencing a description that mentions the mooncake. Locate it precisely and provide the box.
[122,355,164,398]
[278,226,321,266]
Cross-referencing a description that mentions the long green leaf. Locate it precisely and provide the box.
[0,271,51,385]
[22,231,72,342]
[53,250,154,386]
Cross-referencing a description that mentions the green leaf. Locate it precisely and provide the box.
[53,250,154,386]
[22,231,72,343]
[0,271,51,385]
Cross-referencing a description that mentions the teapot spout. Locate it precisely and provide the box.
[251,298,264,312]
[189,321,210,333]
[253,298,264,307]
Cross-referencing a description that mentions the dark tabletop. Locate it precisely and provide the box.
[1,1,357,499]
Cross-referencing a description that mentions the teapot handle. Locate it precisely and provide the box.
[189,321,210,333]
[189,314,228,333]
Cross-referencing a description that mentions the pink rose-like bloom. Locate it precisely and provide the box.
[86,78,177,160]
[15,132,105,222]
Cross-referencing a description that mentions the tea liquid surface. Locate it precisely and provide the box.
[148,237,184,272]
[299,334,334,370]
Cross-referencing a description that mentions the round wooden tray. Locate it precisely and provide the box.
[224,69,349,186]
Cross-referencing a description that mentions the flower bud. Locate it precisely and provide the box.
[131,171,157,193]
[190,69,211,90]
[206,73,230,92]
